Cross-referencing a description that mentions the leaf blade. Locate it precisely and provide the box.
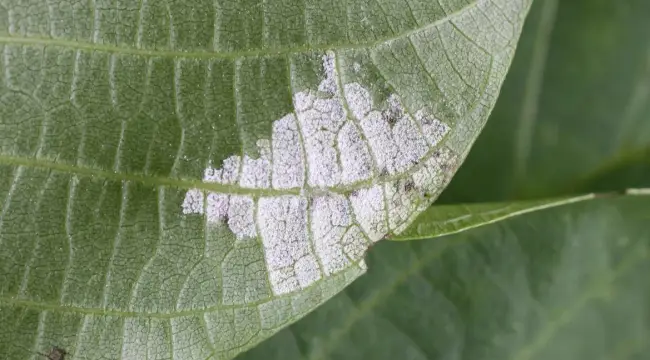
[391,193,595,241]
[0,0,532,358]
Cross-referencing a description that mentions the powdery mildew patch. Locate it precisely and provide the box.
[227,195,257,239]
[239,140,271,189]
[349,185,387,242]
[311,194,361,276]
[338,121,374,184]
[271,114,304,189]
[181,52,457,296]
[257,196,321,295]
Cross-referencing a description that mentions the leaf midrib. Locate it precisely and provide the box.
[0,136,453,196]
[0,1,478,60]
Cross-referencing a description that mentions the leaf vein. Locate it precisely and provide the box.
[0,0,478,60]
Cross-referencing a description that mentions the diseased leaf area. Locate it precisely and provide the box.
[238,0,650,359]
[0,0,531,359]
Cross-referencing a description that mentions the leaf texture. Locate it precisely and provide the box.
[392,194,594,240]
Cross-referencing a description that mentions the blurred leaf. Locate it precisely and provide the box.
[440,0,650,204]
[238,193,650,360]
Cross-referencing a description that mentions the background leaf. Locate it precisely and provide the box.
[440,0,650,203]
[0,0,531,358]
[239,193,650,360]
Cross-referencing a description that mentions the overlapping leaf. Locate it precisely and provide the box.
[239,194,650,360]
[441,0,650,203]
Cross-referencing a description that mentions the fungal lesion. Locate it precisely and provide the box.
[403,179,416,192]
[420,114,434,126]
[382,109,399,127]
[381,97,404,128]
[38,346,68,360]
[179,51,461,299]
[220,212,230,225]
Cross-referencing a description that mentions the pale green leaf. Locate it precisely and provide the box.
[0,0,531,358]
[391,193,595,240]
[239,193,650,360]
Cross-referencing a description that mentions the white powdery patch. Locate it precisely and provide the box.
[391,111,430,171]
[185,191,257,241]
[345,85,430,175]
[199,140,274,191]
[204,157,240,185]
[411,165,439,196]
[227,195,257,239]
[272,114,305,189]
[421,147,457,191]
[350,185,387,242]
[344,83,372,120]
[405,147,459,230]
[389,148,458,235]
[338,121,373,184]
[293,91,313,112]
[311,194,353,275]
[180,52,459,299]
[295,54,348,188]
[415,110,451,147]
[340,225,370,262]
[359,110,401,174]
[257,196,322,295]
[297,95,346,187]
[182,189,204,215]
[206,192,229,223]
[318,52,338,95]
[239,140,272,189]
[385,179,419,232]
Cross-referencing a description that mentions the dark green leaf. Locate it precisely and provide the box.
[441,0,650,203]
[239,193,650,360]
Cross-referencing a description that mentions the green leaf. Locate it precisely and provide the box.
[0,0,531,358]
[238,193,650,360]
[440,0,650,204]
[391,193,594,240]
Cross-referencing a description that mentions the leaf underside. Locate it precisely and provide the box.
[0,0,531,359]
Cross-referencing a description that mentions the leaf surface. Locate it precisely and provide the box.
[391,193,594,240]
[238,193,650,360]
[0,0,531,358]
